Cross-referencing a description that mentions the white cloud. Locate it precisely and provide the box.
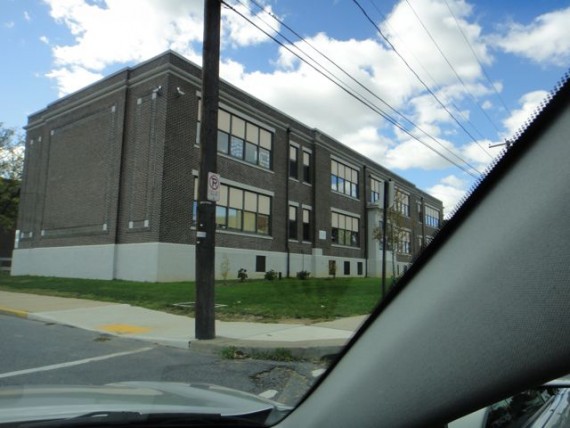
[502,90,548,138]
[40,35,50,44]
[428,174,469,217]
[38,0,528,185]
[3,21,15,29]
[222,1,281,47]
[46,66,103,96]
[24,11,31,22]
[43,0,281,97]
[382,0,492,85]
[493,7,570,67]
[47,0,204,71]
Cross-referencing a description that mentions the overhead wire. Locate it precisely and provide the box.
[443,0,513,118]
[404,0,497,157]
[221,0,481,178]
[352,0,491,158]
[244,0,482,175]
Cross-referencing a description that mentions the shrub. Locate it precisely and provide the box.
[296,270,310,280]
[237,268,248,282]
[265,269,277,281]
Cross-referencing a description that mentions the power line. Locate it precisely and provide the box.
[443,0,513,118]
[404,0,497,158]
[364,0,488,149]
[352,0,489,156]
[221,0,481,178]
[243,0,482,175]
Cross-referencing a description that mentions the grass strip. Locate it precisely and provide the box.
[0,272,386,322]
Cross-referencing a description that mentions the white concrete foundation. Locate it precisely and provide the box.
[12,243,369,282]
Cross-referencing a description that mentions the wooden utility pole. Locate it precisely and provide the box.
[195,0,221,340]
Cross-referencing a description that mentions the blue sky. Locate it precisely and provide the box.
[2,0,569,213]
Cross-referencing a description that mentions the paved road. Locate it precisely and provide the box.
[0,315,328,406]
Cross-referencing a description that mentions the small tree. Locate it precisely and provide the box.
[220,255,230,282]
[0,124,24,233]
[373,192,407,284]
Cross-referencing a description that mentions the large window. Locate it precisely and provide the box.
[370,178,382,203]
[331,212,360,247]
[425,205,440,228]
[194,178,271,235]
[198,104,273,170]
[331,159,359,198]
[398,230,412,255]
[395,190,410,217]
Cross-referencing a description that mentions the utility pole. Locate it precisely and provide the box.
[381,179,393,298]
[195,0,221,340]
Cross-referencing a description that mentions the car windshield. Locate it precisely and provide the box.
[1,0,568,426]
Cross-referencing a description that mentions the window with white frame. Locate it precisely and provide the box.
[302,208,311,241]
[425,205,440,228]
[193,178,271,235]
[303,151,312,183]
[288,205,297,240]
[331,211,360,247]
[197,102,273,170]
[289,145,298,178]
[398,230,411,255]
[395,190,410,217]
[331,159,359,198]
[370,178,382,203]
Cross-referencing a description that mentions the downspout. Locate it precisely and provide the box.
[112,69,130,279]
[285,126,291,278]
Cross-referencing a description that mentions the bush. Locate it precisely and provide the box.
[296,270,310,280]
[237,268,248,282]
[265,269,277,281]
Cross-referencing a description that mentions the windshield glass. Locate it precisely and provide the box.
[1,0,568,426]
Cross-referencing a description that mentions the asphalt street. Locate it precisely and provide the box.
[0,315,329,406]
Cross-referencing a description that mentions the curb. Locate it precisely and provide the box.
[0,305,29,319]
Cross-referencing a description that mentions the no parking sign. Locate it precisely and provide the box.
[207,172,220,202]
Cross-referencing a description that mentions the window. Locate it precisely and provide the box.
[289,205,297,240]
[395,190,410,217]
[302,208,311,242]
[370,178,382,203]
[198,106,273,170]
[331,159,359,198]
[344,261,350,275]
[357,262,363,275]
[303,151,311,183]
[289,145,298,178]
[201,182,271,235]
[255,255,266,272]
[331,212,360,247]
[398,230,411,255]
[425,205,440,228]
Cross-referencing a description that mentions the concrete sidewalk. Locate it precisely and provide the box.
[0,291,366,358]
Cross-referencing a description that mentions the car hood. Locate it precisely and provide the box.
[0,381,291,425]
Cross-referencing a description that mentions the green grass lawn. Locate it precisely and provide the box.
[0,272,386,322]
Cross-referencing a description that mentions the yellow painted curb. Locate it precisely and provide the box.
[0,306,29,318]
[98,324,152,335]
